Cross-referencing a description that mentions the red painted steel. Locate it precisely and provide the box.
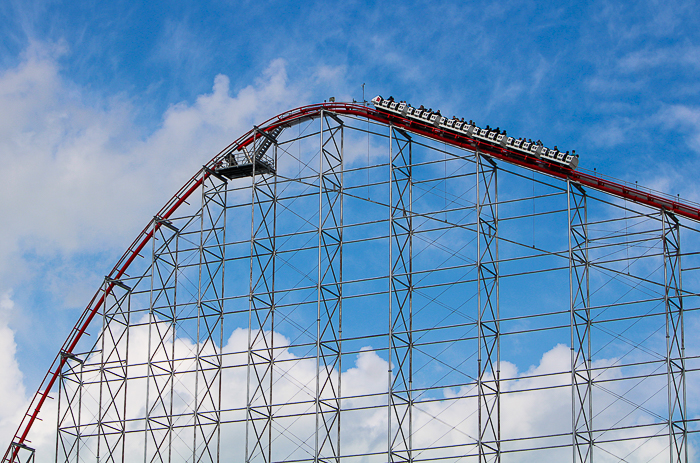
[5,101,699,462]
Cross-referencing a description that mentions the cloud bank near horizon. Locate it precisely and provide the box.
[0,305,683,462]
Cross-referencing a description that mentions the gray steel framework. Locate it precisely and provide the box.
[316,112,343,463]
[388,126,413,463]
[662,210,687,463]
[144,214,180,463]
[11,108,697,463]
[246,133,278,463]
[476,152,499,463]
[96,276,131,463]
[193,171,227,463]
[569,182,592,463]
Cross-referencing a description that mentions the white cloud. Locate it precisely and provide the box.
[152,18,213,74]
[0,47,313,460]
[0,292,26,426]
[1,316,680,462]
[585,118,633,148]
[0,291,56,461]
[658,104,700,148]
[1,33,697,463]
[0,45,306,308]
[618,45,700,73]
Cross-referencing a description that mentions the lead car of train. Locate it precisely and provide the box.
[371,96,579,169]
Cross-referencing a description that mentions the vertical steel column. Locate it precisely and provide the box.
[56,353,84,463]
[245,137,278,463]
[315,111,343,463]
[662,210,687,463]
[144,217,179,463]
[476,152,499,463]
[568,181,593,463]
[96,277,131,463]
[388,127,413,463]
[193,170,227,463]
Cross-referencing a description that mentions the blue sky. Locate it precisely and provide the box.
[4,0,700,172]
[1,0,700,457]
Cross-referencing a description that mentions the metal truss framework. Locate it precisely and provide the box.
[143,214,180,463]
[6,104,700,463]
[316,112,343,463]
[663,210,687,463]
[476,152,499,463]
[569,183,592,463]
[246,134,278,463]
[388,126,413,463]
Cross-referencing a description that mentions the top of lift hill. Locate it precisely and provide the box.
[216,99,700,223]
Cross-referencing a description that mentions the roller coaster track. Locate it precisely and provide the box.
[4,101,699,462]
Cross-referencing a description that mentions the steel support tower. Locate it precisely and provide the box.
[5,102,699,463]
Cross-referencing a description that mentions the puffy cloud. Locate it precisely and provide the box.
[0,292,25,429]
[0,291,56,461]
[1,33,697,463]
[0,44,305,311]
[1,317,678,463]
[0,44,311,459]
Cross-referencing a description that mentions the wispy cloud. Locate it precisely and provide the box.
[151,18,215,83]
[618,45,700,72]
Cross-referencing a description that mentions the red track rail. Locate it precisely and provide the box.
[5,102,700,462]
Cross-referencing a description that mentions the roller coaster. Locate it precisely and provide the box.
[4,100,699,463]
[372,96,579,169]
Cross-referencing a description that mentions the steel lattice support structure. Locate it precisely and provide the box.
[6,102,700,463]
[662,210,687,463]
[56,351,84,461]
[388,126,413,463]
[568,182,593,463]
[144,215,180,463]
[245,135,278,463]
[476,152,499,463]
[316,112,343,463]
[96,276,131,463]
[192,171,227,463]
